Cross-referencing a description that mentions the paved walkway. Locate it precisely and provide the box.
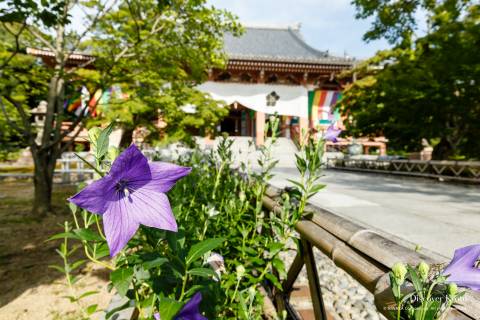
[270,167,480,258]
[207,137,480,258]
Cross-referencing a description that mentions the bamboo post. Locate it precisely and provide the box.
[301,238,327,320]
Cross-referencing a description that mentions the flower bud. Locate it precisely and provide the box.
[417,262,430,281]
[447,283,458,298]
[239,191,246,202]
[236,265,245,280]
[392,262,407,285]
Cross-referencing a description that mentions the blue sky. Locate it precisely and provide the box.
[208,0,390,59]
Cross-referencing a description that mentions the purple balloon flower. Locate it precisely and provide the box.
[323,125,342,142]
[443,244,480,291]
[175,292,207,320]
[68,144,191,257]
[153,292,207,320]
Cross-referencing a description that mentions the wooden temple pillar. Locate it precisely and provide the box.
[255,69,266,146]
[256,111,265,146]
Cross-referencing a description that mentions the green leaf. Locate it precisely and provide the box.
[69,202,77,214]
[267,242,284,257]
[96,122,115,159]
[70,259,87,271]
[286,179,305,191]
[48,265,65,273]
[309,183,326,194]
[93,242,110,259]
[186,238,224,266]
[86,304,98,315]
[188,267,217,279]
[134,265,150,281]
[47,232,79,241]
[62,295,78,303]
[265,272,282,289]
[78,290,99,300]
[142,257,168,270]
[158,298,183,320]
[294,154,307,172]
[73,228,103,242]
[237,291,249,320]
[105,299,135,319]
[424,300,441,320]
[407,266,424,300]
[110,267,134,297]
[184,285,204,298]
[272,258,286,278]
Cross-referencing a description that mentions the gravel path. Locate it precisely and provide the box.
[281,244,386,320]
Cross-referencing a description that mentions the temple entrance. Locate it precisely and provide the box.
[219,104,298,141]
[219,103,254,137]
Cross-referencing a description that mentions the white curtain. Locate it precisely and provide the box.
[197,81,308,118]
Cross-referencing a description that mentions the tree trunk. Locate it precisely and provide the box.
[120,127,134,148]
[32,149,55,216]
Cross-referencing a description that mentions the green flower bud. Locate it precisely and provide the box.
[88,127,102,148]
[447,283,458,298]
[417,262,430,281]
[236,265,245,280]
[248,286,256,297]
[392,262,407,285]
[239,191,246,203]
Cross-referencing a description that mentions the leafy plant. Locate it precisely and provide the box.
[50,115,332,319]
[389,262,464,320]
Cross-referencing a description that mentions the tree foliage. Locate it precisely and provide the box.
[0,0,240,214]
[341,0,480,159]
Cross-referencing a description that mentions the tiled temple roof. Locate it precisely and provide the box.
[224,25,354,65]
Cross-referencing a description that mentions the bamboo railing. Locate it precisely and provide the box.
[262,185,480,320]
[326,158,480,183]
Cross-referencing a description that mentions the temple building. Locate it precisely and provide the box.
[25,24,388,154]
[199,24,355,146]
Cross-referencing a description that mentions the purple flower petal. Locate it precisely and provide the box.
[68,144,190,257]
[110,144,151,183]
[126,189,177,232]
[154,313,160,320]
[443,244,480,291]
[323,125,341,142]
[103,194,140,257]
[68,176,115,214]
[129,162,191,193]
[175,292,207,320]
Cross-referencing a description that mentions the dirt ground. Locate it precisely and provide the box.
[0,180,113,320]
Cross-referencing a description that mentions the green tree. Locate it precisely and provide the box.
[340,0,480,159]
[0,0,240,216]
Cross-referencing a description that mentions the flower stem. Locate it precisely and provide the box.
[95,215,106,240]
[83,245,114,271]
[179,272,189,301]
[230,278,241,304]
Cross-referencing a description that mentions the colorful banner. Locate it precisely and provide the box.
[308,90,342,127]
[64,85,129,118]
